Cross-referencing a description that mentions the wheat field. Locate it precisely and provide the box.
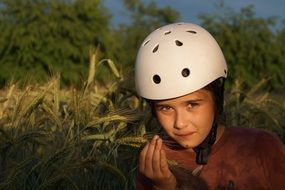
[0,52,284,189]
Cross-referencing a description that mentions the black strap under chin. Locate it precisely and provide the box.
[193,122,217,165]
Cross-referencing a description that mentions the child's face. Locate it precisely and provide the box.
[154,89,215,148]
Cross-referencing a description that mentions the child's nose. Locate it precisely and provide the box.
[174,110,188,129]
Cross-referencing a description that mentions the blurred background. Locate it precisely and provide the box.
[0,0,284,92]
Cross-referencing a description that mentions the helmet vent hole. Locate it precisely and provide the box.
[143,40,150,46]
[152,45,159,53]
[164,31,171,35]
[187,30,197,34]
[153,75,161,84]
[181,68,190,77]
[175,40,183,46]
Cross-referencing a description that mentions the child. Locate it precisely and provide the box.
[135,22,285,190]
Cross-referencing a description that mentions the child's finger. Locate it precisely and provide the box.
[152,137,162,175]
[139,143,149,172]
[160,148,171,175]
[145,135,158,174]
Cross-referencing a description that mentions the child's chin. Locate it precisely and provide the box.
[179,141,196,149]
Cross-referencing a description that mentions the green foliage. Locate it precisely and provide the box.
[0,0,112,86]
[0,0,181,87]
[199,3,285,91]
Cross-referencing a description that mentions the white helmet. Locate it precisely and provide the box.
[135,22,227,100]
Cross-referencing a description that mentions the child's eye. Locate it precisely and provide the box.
[161,106,172,111]
[187,102,198,108]
[157,105,172,112]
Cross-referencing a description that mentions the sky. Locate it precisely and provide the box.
[103,0,285,27]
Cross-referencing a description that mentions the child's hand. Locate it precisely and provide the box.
[139,135,177,190]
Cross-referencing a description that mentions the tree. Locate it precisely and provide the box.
[115,0,180,69]
[0,0,112,86]
[198,3,285,91]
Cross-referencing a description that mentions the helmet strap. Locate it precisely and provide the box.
[193,121,217,165]
[193,78,225,165]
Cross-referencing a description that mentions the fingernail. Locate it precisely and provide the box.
[156,137,162,144]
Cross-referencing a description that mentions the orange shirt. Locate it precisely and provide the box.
[136,127,285,189]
